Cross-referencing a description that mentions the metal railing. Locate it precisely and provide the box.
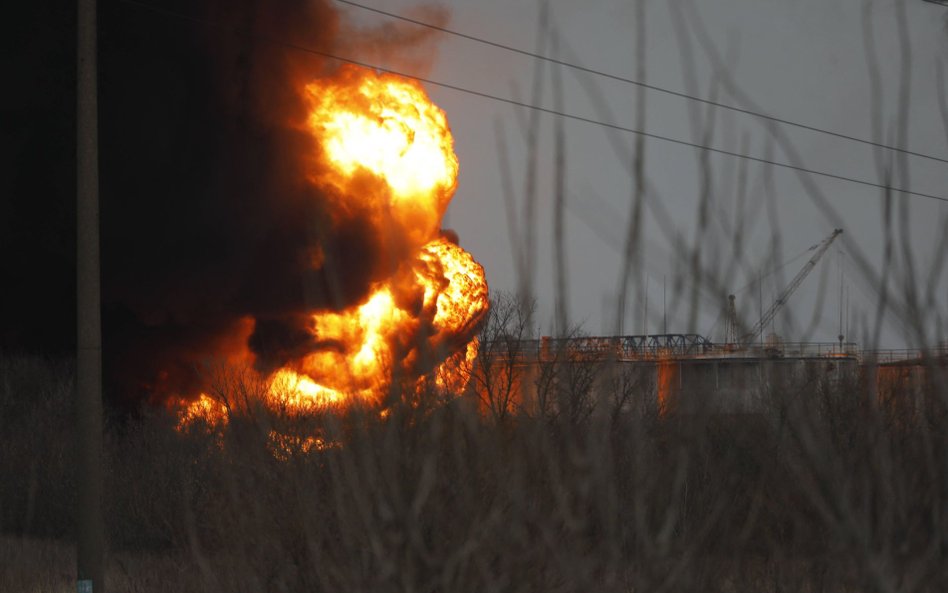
[478,335,948,365]
[859,347,948,364]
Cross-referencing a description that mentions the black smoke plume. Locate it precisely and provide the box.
[92,0,446,406]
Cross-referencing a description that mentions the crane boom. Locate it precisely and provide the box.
[740,228,843,345]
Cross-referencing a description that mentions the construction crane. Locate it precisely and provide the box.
[737,228,844,346]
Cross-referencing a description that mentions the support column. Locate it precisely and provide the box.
[77,0,105,589]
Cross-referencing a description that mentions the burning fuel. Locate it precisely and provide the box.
[179,66,488,426]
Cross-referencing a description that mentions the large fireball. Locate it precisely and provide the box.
[180,65,488,426]
[305,67,459,250]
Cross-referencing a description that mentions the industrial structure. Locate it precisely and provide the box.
[725,228,844,348]
[473,333,945,416]
[469,229,946,416]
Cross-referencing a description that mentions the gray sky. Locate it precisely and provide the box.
[343,0,948,348]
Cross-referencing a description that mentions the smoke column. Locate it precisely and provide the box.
[98,0,475,406]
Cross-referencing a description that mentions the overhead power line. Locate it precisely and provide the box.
[117,0,948,205]
[336,0,948,167]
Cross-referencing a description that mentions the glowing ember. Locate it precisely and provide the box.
[267,431,335,460]
[177,64,488,429]
[177,393,228,429]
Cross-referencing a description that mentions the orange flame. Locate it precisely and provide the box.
[305,66,458,249]
[176,393,229,429]
[178,65,487,428]
[298,236,488,400]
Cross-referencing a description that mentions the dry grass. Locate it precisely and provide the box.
[2,347,947,592]
[0,536,73,593]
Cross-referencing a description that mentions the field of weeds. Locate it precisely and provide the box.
[2,349,947,592]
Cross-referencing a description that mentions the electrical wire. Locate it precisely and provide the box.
[336,0,948,167]
[116,0,948,205]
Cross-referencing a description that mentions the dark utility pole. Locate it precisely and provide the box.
[77,0,105,589]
